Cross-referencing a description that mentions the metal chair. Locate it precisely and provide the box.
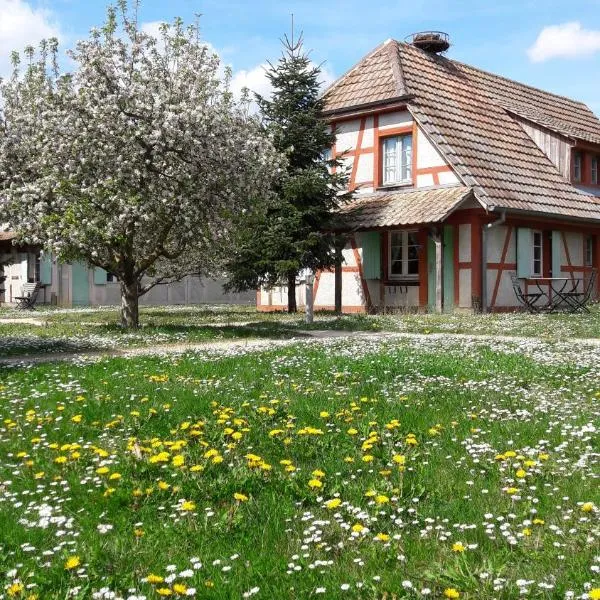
[510,272,545,313]
[14,282,41,310]
[557,269,597,313]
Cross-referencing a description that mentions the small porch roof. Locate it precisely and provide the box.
[336,185,474,230]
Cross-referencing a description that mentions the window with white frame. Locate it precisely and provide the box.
[585,235,593,267]
[532,230,543,276]
[382,134,412,185]
[389,230,419,279]
[592,156,598,185]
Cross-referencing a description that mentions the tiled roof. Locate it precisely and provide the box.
[322,41,408,113]
[323,40,600,223]
[336,186,473,230]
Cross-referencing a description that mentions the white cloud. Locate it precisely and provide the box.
[230,62,336,112]
[0,0,61,77]
[528,21,600,62]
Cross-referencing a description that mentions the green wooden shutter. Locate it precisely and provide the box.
[40,254,52,285]
[516,228,532,278]
[361,232,381,279]
[427,236,436,310]
[551,231,562,277]
[93,267,107,285]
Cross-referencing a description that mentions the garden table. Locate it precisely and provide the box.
[527,276,592,313]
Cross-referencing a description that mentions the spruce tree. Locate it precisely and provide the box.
[226,34,349,312]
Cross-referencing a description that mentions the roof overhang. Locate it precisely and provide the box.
[334,185,473,231]
[322,94,415,121]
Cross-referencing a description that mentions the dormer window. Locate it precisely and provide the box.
[573,152,583,182]
[382,134,412,185]
[592,156,598,185]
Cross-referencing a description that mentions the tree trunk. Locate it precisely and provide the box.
[334,244,343,314]
[120,279,140,328]
[287,271,297,313]
[305,272,314,324]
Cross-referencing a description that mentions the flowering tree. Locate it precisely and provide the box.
[0,1,280,327]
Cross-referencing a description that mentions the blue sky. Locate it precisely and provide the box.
[2,0,600,114]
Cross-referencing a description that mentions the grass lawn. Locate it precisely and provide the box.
[4,303,600,359]
[0,336,598,599]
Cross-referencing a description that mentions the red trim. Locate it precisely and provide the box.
[412,121,418,187]
[373,115,380,187]
[416,166,452,175]
[561,232,575,281]
[595,235,600,299]
[489,226,512,309]
[418,229,428,307]
[349,117,366,191]
[487,262,517,270]
[471,215,482,305]
[351,234,372,310]
[377,125,413,137]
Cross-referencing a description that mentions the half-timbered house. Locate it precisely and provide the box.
[257,33,600,313]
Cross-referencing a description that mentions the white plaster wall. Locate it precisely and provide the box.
[362,116,375,148]
[378,110,412,129]
[458,268,472,308]
[459,224,471,262]
[563,232,583,267]
[336,119,360,152]
[355,153,373,184]
[381,285,419,308]
[416,128,446,169]
[493,271,518,307]
[315,271,336,307]
[416,174,434,187]
[438,171,460,185]
[486,226,514,263]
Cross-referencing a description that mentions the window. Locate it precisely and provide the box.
[382,134,412,185]
[573,152,583,182]
[532,230,543,276]
[585,235,593,267]
[592,156,598,185]
[389,230,419,279]
[106,272,117,283]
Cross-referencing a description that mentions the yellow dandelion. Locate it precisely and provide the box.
[582,502,595,513]
[180,500,196,512]
[588,589,600,600]
[7,582,24,597]
[444,589,460,599]
[64,555,81,570]
[108,472,121,481]
[351,523,365,533]
[172,455,185,467]
[325,498,342,509]
[452,542,466,553]
[375,532,390,541]
[234,492,249,502]
[515,469,527,478]
[156,589,172,596]
[308,479,323,489]
[172,583,188,595]
[145,574,164,584]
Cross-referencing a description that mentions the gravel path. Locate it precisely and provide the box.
[3,329,600,367]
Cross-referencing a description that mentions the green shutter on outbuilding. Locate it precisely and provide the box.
[427,236,436,310]
[40,254,52,285]
[551,231,562,277]
[443,225,454,312]
[516,228,532,278]
[94,267,107,285]
[361,232,381,279]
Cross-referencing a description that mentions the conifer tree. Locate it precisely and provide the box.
[226,33,349,312]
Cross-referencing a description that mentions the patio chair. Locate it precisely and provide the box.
[558,269,597,313]
[14,282,41,310]
[510,272,545,313]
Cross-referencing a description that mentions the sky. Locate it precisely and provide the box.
[1,0,600,115]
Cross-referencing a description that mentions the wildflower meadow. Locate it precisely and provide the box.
[0,333,598,599]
